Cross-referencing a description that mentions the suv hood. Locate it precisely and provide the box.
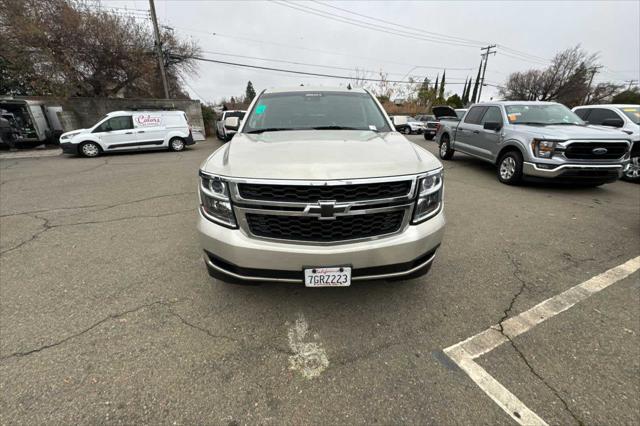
[516,124,632,141]
[202,130,441,180]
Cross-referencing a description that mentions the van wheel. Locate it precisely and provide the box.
[439,135,454,160]
[169,137,185,152]
[497,150,524,185]
[80,142,100,157]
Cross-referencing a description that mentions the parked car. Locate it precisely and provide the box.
[424,106,460,141]
[59,110,194,157]
[572,104,639,182]
[198,87,445,286]
[216,110,246,141]
[391,115,425,134]
[435,102,632,185]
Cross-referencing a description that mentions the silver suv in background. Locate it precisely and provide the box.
[435,102,632,185]
[573,104,639,182]
[216,110,246,142]
[198,87,445,287]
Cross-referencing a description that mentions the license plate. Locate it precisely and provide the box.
[304,266,351,287]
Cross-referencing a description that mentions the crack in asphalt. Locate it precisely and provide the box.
[497,250,584,426]
[0,207,194,256]
[0,191,193,218]
[0,300,183,362]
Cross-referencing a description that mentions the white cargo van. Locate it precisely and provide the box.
[59,110,194,157]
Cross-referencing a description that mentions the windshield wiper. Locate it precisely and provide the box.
[546,122,583,125]
[310,125,369,131]
[512,121,548,126]
[245,127,297,134]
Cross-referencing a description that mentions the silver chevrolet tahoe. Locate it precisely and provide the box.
[197,87,445,286]
[435,102,632,185]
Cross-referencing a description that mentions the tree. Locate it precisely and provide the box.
[612,88,640,104]
[434,74,439,95]
[417,77,431,106]
[438,70,446,100]
[471,60,482,103]
[245,81,256,102]
[0,0,200,98]
[446,94,463,108]
[461,78,469,105]
[499,46,623,107]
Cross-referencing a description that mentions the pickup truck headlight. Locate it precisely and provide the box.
[531,139,557,158]
[199,173,237,228]
[412,170,443,224]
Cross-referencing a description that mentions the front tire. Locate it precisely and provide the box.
[623,156,640,182]
[169,137,186,152]
[424,133,434,141]
[403,127,412,135]
[80,142,100,157]
[439,134,454,160]
[497,150,524,185]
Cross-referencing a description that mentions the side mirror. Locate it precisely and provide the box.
[600,118,624,128]
[483,121,502,131]
[224,116,240,130]
[392,116,408,126]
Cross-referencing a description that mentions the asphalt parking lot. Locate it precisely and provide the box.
[1,136,638,425]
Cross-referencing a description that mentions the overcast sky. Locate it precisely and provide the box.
[103,0,639,104]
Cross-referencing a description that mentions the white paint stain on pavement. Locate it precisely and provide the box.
[287,314,329,379]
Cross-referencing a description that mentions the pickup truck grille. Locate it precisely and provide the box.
[564,142,628,160]
[237,181,412,203]
[245,211,405,242]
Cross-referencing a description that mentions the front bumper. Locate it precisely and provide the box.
[60,142,79,155]
[523,162,624,182]
[198,208,445,283]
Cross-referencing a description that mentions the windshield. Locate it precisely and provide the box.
[620,107,639,124]
[225,111,245,119]
[242,91,391,133]
[505,104,584,125]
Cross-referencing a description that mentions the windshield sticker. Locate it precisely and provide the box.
[369,125,377,131]
[255,104,267,115]
[508,113,520,122]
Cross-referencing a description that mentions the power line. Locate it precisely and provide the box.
[271,0,485,49]
[478,45,497,102]
[181,55,490,86]
[309,0,487,47]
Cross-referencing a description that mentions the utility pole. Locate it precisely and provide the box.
[584,65,603,104]
[477,45,496,102]
[149,0,170,99]
[624,80,638,90]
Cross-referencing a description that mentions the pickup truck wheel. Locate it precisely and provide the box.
[169,137,186,151]
[403,127,411,135]
[80,142,100,157]
[424,133,434,141]
[623,156,640,182]
[439,135,454,160]
[497,151,523,185]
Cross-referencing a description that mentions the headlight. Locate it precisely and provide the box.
[412,169,443,224]
[531,139,557,158]
[199,173,237,228]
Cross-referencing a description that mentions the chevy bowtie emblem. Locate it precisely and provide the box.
[304,200,351,220]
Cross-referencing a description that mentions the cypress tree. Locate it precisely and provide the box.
[471,60,482,103]
[462,78,469,104]
[438,70,446,100]
[434,74,439,95]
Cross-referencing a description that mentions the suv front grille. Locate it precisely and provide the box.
[237,181,412,203]
[245,211,405,242]
[564,142,628,160]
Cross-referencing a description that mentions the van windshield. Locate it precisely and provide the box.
[243,91,391,133]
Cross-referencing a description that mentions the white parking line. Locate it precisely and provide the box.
[444,256,640,425]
